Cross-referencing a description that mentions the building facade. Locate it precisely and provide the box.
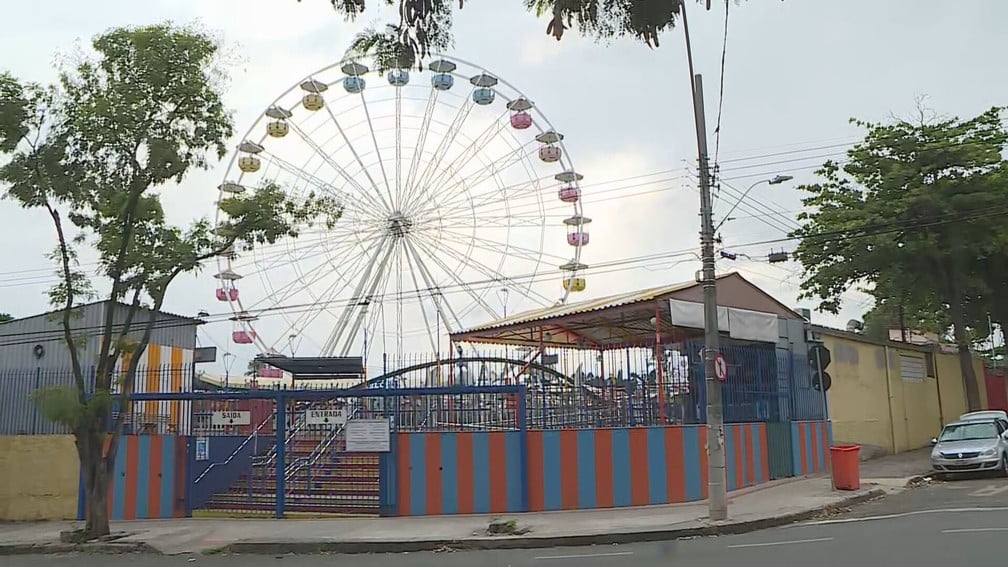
[0,301,200,435]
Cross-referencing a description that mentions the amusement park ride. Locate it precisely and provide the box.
[210,54,589,381]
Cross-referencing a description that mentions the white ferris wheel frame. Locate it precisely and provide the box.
[213,54,587,357]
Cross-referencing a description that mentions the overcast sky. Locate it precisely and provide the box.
[1,1,1004,376]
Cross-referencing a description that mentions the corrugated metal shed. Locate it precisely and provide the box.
[0,300,200,371]
[0,301,201,435]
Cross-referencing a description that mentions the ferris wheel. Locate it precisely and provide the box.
[212,55,590,361]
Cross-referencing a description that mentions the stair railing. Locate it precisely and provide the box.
[194,409,276,485]
[284,406,359,481]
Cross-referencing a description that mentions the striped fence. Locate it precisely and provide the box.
[396,431,525,516]
[77,435,187,521]
[393,423,769,516]
[791,420,833,477]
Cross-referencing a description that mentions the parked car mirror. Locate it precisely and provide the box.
[930,437,938,446]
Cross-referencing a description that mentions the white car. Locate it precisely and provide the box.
[931,418,1008,476]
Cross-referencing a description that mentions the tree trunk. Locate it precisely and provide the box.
[950,307,983,411]
[76,427,111,538]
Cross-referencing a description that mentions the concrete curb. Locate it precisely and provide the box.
[0,541,156,556]
[223,488,887,556]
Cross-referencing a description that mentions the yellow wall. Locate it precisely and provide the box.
[825,334,970,454]
[0,435,79,521]
[824,336,894,452]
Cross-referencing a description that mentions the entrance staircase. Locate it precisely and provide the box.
[198,402,381,516]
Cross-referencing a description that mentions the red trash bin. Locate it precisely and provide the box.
[830,445,861,490]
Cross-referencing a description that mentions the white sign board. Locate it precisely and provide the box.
[306,408,347,428]
[345,419,391,452]
[211,410,251,426]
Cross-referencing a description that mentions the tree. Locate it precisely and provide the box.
[792,106,1008,412]
[0,24,340,538]
[302,0,710,70]
[0,313,13,322]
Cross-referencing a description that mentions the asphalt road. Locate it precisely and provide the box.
[9,475,1008,567]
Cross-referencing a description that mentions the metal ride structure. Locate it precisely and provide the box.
[211,55,591,368]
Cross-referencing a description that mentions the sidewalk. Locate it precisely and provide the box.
[0,474,895,556]
[859,446,933,487]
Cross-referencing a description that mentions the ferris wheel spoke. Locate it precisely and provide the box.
[276,240,385,341]
[406,236,501,322]
[245,227,386,314]
[428,142,539,216]
[238,228,385,295]
[355,89,397,214]
[258,151,374,219]
[244,237,387,333]
[417,123,532,213]
[323,234,396,356]
[415,231,554,306]
[404,115,510,217]
[402,86,440,207]
[448,175,552,214]
[401,239,468,332]
[432,213,544,229]
[398,242,440,353]
[283,122,388,215]
[394,85,403,211]
[319,89,394,214]
[430,226,554,265]
[401,92,478,210]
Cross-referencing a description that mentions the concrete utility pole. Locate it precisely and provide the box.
[692,75,727,521]
[680,4,727,522]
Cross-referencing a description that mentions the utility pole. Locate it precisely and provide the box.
[692,75,727,521]
[678,2,726,521]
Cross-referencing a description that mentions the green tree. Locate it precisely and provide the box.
[0,313,13,322]
[303,0,711,69]
[792,107,1008,412]
[0,24,340,538]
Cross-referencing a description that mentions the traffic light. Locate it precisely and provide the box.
[809,343,832,392]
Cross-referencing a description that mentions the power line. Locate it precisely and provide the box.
[713,0,730,165]
[4,203,1007,349]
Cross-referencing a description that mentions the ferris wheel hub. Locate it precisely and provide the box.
[386,212,414,238]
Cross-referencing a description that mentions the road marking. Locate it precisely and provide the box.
[534,551,634,560]
[970,484,1008,497]
[726,537,833,549]
[803,507,1008,526]
[942,527,1008,533]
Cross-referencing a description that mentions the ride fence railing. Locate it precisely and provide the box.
[374,341,826,429]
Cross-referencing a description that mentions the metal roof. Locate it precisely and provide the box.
[0,299,205,327]
[256,356,364,378]
[462,279,699,334]
[450,272,801,349]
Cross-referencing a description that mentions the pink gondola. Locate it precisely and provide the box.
[232,330,253,344]
[510,111,532,130]
[558,186,580,203]
[567,231,590,246]
[216,288,227,301]
[539,145,561,163]
[229,287,239,301]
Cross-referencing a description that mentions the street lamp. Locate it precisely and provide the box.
[715,175,794,232]
[222,351,234,390]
